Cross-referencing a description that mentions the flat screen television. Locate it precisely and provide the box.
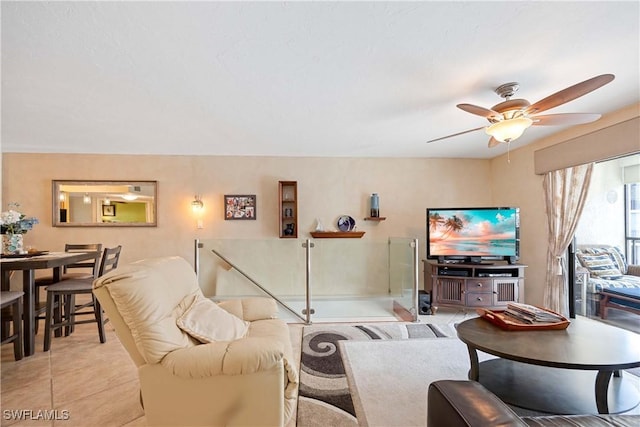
[426,207,520,264]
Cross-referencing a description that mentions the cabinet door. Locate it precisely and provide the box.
[492,279,520,306]
[436,278,464,305]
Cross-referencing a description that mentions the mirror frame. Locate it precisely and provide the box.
[52,180,158,227]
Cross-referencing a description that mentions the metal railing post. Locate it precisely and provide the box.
[194,238,200,276]
[301,239,315,324]
[412,238,420,322]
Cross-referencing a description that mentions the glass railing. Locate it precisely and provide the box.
[195,237,419,324]
[389,237,420,321]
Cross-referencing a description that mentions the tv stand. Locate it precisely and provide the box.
[423,260,526,313]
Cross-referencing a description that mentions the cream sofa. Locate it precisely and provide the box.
[93,256,298,427]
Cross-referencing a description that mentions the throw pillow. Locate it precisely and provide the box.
[176,294,249,343]
[607,246,628,275]
[577,253,623,280]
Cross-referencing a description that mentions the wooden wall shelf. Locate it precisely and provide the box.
[279,181,298,238]
[364,217,386,221]
[310,231,365,238]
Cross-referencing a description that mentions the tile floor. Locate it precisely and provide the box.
[0,301,307,427]
[1,304,637,426]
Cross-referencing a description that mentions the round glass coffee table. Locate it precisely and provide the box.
[456,316,640,414]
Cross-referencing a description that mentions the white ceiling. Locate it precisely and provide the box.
[2,1,639,159]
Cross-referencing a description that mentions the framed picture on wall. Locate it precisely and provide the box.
[102,204,116,216]
[224,195,256,220]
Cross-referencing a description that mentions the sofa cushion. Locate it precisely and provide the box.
[177,294,249,343]
[577,253,623,280]
[607,246,628,275]
[97,256,202,364]
[577,246,628,275]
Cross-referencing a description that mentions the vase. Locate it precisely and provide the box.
[284,223,295,236]
[370,193,380,218]
[2,233,24,255]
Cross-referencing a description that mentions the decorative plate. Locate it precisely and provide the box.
[337,215,356,232]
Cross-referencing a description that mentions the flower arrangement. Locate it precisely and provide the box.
[0,202,39,234]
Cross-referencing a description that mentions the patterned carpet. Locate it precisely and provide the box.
[296,323,455,426]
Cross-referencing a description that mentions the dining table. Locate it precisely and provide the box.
[1,251,101,356]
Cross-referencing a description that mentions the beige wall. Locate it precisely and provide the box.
[3,104,637,306]
[2,154,492,289]
[490,104,639,306]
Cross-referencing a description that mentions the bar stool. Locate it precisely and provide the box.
[0,291,24,360]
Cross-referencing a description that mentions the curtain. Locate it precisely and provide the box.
[542,163,593,315]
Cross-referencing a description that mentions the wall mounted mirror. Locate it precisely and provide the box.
[52,180,157,227]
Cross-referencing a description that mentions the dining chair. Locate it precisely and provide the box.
[0,291,24,360]
[34,244,103,304]
[33,244,102,336]
[43,246,122,351]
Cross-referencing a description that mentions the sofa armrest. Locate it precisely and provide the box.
[427,380,527,427]
[161,336,286,379]
[217,297,279,321]
[627,264,640,277]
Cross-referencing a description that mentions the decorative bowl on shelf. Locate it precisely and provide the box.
[337,215,356,231]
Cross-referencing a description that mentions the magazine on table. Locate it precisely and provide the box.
[503,303,565,324]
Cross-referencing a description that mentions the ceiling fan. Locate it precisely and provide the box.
[426,74,615,148]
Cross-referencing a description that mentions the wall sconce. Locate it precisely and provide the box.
[83,193,91,204]
[191,195,204,212]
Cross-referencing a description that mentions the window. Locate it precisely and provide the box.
[625,182,640,264]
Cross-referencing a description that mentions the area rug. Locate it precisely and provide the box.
[342,338,499,426]
[296,323,457,427]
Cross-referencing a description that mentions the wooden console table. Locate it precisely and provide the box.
[423,260,525,311]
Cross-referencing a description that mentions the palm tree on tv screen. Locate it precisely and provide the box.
[430,213,466,240]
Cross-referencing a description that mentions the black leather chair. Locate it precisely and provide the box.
[427,380,639,427]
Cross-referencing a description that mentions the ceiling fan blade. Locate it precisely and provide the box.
[531,113,602,126]
[525,74,615,115]
[488,137,501,148]
[426,126,485,144]
[457,104,502,119]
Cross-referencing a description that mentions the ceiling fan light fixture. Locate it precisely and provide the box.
[485,117,533,143]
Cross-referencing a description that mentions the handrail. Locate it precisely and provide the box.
[209,247,307,323]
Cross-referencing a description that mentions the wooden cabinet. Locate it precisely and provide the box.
[278,181,297,238]
[423,261,525,311]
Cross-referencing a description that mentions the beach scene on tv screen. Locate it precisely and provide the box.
[428,209,517,256]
